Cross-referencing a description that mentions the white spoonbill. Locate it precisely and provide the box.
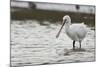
[56,15,87,50]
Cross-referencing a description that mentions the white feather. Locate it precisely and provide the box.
[64,15,87,41]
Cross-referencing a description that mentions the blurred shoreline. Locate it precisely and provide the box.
[11,9,95,27]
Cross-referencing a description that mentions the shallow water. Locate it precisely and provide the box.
[11,20,95,67]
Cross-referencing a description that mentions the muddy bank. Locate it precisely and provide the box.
[11,9,95,27]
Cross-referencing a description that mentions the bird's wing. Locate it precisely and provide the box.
[70,24,87,40]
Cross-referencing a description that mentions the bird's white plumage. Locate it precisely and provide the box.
[63,15,87,41]
[65,23,87,41]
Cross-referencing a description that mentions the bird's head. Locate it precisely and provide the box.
[56,15,71,38]
[63,15,71,24]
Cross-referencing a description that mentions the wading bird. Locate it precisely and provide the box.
[56,15,87,50]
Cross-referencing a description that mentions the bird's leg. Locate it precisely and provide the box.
[73,41,75,50]
[79,41,81,49]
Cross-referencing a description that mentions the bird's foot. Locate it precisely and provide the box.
[72,48,85,52]
[73,48,75,50]
[79,48,86,51]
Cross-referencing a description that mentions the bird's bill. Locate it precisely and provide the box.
[56,20,66,38]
